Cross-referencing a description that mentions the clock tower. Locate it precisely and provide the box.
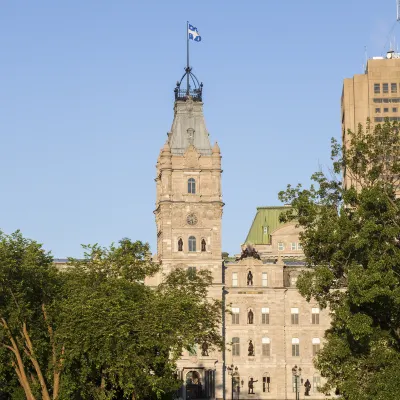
[153,70,223,287]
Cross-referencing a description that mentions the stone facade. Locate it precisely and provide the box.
[151,90,332,399]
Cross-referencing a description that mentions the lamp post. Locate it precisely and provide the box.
[227,364,239,400]
[292,365,302,400]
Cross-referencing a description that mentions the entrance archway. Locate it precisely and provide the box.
[186,370,203,399]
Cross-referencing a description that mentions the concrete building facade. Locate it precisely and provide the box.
[341,51,400,188]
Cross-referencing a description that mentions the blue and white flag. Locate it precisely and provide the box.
[188,24,201,42]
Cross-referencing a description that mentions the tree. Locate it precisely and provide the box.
[0,231,64,400]
[1,236,224,400]
[279,120,400,400]
[58,239,223,399]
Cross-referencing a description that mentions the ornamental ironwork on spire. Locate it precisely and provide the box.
[174,66,203,102]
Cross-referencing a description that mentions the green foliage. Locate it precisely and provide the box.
[279,120,400,399]
[0,235,223,400]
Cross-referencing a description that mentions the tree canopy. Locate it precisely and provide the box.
[0,235,223,400]
[279,120,400,400]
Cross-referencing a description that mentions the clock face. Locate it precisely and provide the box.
[186,213,198,226]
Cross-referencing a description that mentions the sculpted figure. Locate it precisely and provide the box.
[248,340,254,356]
[201,342,209,356]
[304,379,311,396]
[248,377,258,394]
[248,309,254,324]
[247,271,253,286]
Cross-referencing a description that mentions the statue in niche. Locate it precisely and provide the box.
[248,309,254,324]
[304,379,311,396]
[201,342,209,356]
[247,271,253,286]
[201,239,206,252]
[248,340,254,356]
[178,238,183,252]
[248,377,258,394]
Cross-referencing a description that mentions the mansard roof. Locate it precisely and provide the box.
[245,206,294,245]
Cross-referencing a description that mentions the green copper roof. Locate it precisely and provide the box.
[245,206,292,245]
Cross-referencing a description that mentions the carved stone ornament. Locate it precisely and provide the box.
[185,146,200,168]
[186,213,198,226]
[187,128,195,145]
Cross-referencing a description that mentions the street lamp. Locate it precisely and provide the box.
[227,364,239,400]
[292,365,302,400]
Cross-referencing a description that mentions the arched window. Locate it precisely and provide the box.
[201,238,206,252]
[178,238,183,251]
[188,236,196,252]
[188,178,196,194]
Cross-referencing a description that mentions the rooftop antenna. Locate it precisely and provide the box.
[363,45,367,72]
[381,1,400,55]
[397,0,400,21]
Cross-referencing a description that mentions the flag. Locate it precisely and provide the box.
[188,24,201,42]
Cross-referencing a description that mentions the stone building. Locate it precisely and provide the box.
[149,68,332,400]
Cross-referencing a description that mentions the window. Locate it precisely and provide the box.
[312,338,321,356]
[292,338,300,356]
[375,117,384,122]
[392,83,398,93]
[313,376,321,393]
[262,337,271,356]
[188,236,196,252]
[297,243,302,250]
[262,375,270,393]
[178,238,183,251]
[232,272,238,287]
[373,98,383,103]
[291,308,299,324]
[278,242,284,251]
[384,107,389,112]
[394,107,398,112]
[262,307,270,324]
[312,308,320,324]
[383,83,389,93]
[291,242,297,250]
[201,238,206,252]
[375,108,381,113]
[187,267,196,279]
[188,178,196,194]
[374,83,380,94]
[263,226,268,235]
[290,275,298,287]
[262,272,268,287]
[232,337,240,356]
[232,308,240,324]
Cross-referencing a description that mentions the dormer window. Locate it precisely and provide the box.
[188,178,196,194]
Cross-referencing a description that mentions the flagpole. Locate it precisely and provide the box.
[186,20,190,95]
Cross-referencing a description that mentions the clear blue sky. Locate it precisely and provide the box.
[0,1,397,257]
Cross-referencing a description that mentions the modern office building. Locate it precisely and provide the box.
[341,51,400,187]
